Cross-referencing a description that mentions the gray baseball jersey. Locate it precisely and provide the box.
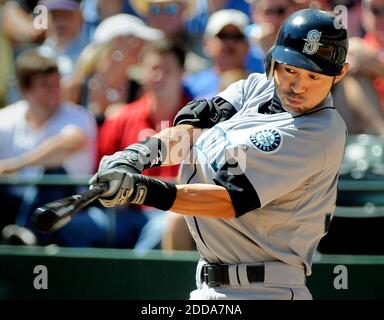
[179,73,347,275]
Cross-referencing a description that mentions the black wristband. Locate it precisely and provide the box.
[129,174,177,211]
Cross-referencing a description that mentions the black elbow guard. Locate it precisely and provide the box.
[173,96,237,128]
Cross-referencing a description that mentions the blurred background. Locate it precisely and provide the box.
[0,0,384,299]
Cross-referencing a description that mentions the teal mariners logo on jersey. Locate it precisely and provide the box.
[250,129,282,153]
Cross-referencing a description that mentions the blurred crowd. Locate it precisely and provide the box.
[0,0,384,250]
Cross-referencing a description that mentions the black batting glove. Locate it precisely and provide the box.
[98,137,167,175]
[89,169,177,210]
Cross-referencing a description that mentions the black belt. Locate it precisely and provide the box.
[201,263,265,287]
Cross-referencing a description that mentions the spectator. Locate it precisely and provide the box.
[130,0,197,39]
[361,0,384,81]
[38,0,89,77]
[98,41,194,250]
[247,0,295,54]
[183,9,250,98]
[200,1,264,73]
[62,13,163,126]
[332,73,384,137]
[331,0,384,137]
[0,49,99,245]
[81,0,128,41]
[129,0,209,73]
[2,0,47,105]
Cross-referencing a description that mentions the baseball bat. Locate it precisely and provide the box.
[31,183,109,233]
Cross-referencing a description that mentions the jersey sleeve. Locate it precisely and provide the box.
[213,128,326,216]
[217,73,267,112]
[217,79,246,112]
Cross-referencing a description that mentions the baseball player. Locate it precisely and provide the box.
[89,9,349,300]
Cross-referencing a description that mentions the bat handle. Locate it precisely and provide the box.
[71,182,110,212]
[81,182,109,204]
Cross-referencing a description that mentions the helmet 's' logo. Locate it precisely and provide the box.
[250,129,282,153]
[303,30,322,55]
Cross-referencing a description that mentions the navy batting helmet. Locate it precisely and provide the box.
[266,9,348,79]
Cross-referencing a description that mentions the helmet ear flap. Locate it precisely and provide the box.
[265,47,275,80]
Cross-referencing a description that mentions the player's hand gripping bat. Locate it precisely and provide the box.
[31,183,109,233]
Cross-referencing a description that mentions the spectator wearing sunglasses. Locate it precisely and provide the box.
[183,9,251,98]
[130,0,209,74]
[330,0,384,137]
[131,0,196,36]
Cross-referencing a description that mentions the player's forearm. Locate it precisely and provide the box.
[152,124,202,166]
[171,184,236,220]
[90,170,236,219]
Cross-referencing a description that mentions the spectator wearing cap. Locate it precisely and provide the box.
[183,9,252,98]
[38,0,89,77]
[129,0,210,74]
[62,14,163,126]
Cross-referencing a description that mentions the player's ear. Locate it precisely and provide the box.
[334,63,350,84]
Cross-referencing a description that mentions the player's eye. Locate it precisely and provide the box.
[309,74,321,80]
[285,67,296,74]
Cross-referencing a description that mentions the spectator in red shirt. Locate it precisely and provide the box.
[98,40,195,250]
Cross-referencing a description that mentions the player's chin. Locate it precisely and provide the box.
[283,100,304,113]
